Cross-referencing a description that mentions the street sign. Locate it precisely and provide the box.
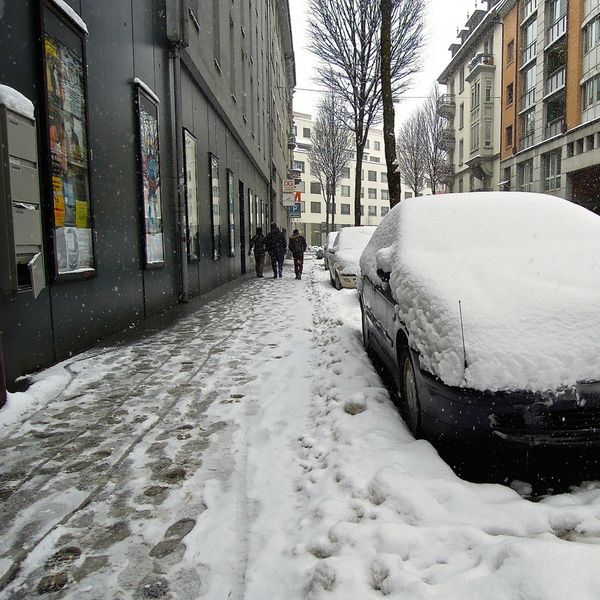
[283,179,295,193]
[283,192,295,206]
[288,203,301,218]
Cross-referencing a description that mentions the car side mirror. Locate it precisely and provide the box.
[376,268,391,283]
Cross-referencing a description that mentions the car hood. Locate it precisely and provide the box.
[360,193,600,393]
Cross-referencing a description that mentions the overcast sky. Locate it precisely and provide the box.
[290,0,488,125]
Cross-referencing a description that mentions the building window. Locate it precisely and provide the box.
[506,82,514,106]
[583,73,600,109]
[361,169,364,180]
[584,16,600,54]
[293,160,305,173]
[43,6,97,277]
[365,139,370,149]
[518,158,534,192]
[368,205,377,216]
[469,174,475,191]
[300,201,305,212]
[367,170,377,181]
[405,191,413,199]
[522,19,537,64]
[310,201,321,213]
[520,109,535,148]
[459,103,464,129]
[502,167,511,190]
[507,40,515,64]
[458,177,464,193]
[310,181,321,194]
[341,203,350,215]
[381,172,388,183]
[470,122,480,152]
[303,127,311,138]
[361,187,364,198]
[341,167,350,179]
[459,65,465,93]
[360,205,364,216]
[458,139,464,165]
[471,80,481,109]
[485,79,492,103]
[370,156,380,163]
[484,120,492,148]
[543,150,561,190]
[340,185,350,197]
[381,189,389,201]
[505,125,513,147]
[381,206,389,216]
[368,188,377,199]
[374,141,381,151]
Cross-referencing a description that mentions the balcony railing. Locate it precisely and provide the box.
[522,41,537,66]
[520,88,536,111]
[437,94,456,118]
[519,132,535,150]
[468,52,494,72]
[522,0,537,22]
[545,116,565,139]
[545,66,566,96]
[546,14,567,47]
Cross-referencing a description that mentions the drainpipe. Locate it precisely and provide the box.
[167,1,189,302]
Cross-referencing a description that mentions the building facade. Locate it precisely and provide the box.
[0,0,295,386]
[292,112,428,246]
[438,1,505,193]
[499,0,600,213]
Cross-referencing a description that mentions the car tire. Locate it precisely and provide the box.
[399,345,421,436]
[334,273,342,290]
[361,305,370,350]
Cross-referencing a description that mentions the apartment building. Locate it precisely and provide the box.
[292,112,427,245]
[0,0,295,386]
[499,0,600,213]
[438,1,505,193]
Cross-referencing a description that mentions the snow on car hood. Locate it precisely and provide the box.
[334,226,376,275]
[360,193,600,392]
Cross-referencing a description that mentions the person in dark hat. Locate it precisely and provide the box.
[248,227,267,277]
[264,222,286,278]
[288,228,307,280]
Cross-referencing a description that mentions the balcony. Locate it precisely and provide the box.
[545,116,565,139]
[521,41,537,67]
[437,94,456,119]
[466,53,495,81]
[519,132,535,151]
[440,128,456,151]
[520,88,536,112]
[545,66,566,97]
[546,14,567,48]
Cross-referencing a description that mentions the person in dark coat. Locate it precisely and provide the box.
[264,222,286,278]
[249,227,267,277]
[288,228,307,280]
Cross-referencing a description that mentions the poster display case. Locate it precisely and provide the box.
[209,154,221,261]
[227,169,235,257]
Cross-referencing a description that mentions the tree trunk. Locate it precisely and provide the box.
[354,143,364,226]
[380,0,401,208]
[331,191,336,230]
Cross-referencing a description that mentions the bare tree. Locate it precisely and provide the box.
[308,92,354,234]
[420,84,449,194]
[308,0,424,224]
[380,0,425,207]
[397,110,427,196]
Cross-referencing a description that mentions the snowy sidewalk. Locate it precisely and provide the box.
[2,259,600,599]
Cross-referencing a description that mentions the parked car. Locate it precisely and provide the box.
[358,192,600,445]
[323,231,338,271]
[329,226,376,289]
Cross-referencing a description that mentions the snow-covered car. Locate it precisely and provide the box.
[323,231,338,271]
[330,226,376,289]
[358,192,600,445]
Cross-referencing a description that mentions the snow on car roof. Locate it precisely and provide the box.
[360,192,600,392]
[334,226,376,274]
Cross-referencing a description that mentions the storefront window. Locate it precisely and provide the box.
[210,154,221,260]
[184,130,199,261]
[42,5,95,277]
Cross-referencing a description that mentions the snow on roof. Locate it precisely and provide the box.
[133,78,160,104]
[49,0,88,33]
[360,192,600,392]
[0,85,34,120]
[334,226,376,274]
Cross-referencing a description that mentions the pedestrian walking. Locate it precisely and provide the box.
[288,228,307,280]
[265,222,286,278]
[248,227,267,278]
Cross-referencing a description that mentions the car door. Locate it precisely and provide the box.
[369,272,397,370]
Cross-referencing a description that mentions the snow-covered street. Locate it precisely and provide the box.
[2,257,600,599]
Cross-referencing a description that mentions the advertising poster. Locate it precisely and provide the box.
[184,131,199,261]
[210,154,221,261]
[138,95,164,265]
[44,32,94,276]
[227,170,235,256]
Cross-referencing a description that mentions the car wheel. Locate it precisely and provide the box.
[334,273,342,290]
[330,272,336,287]
[400,346,421,436]
[361,306,370,350]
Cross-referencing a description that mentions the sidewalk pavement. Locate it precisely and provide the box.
[0,258,322,599]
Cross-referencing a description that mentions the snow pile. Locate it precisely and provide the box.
[333,226,376,275]
[360,192,600,392]
[0,84,34,119]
